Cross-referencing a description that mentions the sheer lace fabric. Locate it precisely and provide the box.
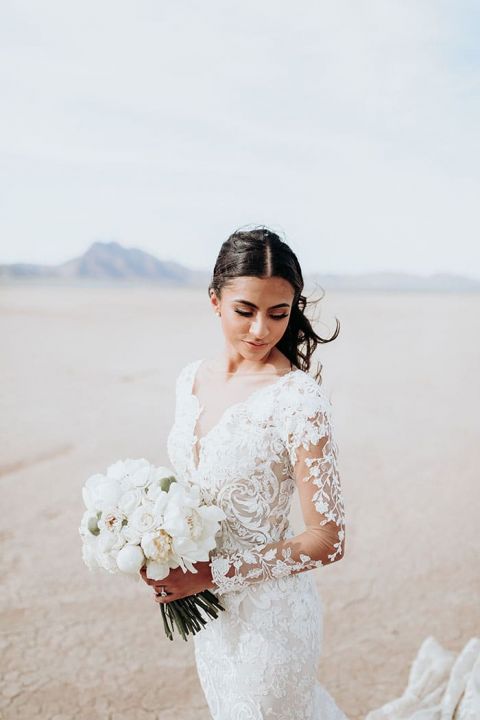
[365,636,480,719]
[166,358,348,719]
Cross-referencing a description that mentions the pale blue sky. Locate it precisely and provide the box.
[1,1,479,277]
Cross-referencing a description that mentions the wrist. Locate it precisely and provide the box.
[207,551,219,589]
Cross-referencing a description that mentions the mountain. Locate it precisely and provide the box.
[0,241,206,285]
[1,241,479,292]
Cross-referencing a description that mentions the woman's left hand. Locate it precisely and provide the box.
[139,561,216,604]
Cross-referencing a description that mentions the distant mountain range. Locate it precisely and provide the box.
[1,240,479,292]
[0,241,200,284]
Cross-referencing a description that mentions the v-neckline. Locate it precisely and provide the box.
[188,358,300,472]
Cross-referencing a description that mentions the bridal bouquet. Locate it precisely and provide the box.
[78,458,226,641]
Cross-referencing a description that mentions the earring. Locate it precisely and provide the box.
[216,311,221,317]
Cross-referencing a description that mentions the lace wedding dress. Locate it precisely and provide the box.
[365,636,480,719]
[166,357,348,720]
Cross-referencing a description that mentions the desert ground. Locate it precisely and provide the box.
[1,283,479,720]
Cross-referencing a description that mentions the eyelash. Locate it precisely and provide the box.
[235,310,289,320]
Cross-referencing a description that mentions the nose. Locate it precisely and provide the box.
[250,314,269,340]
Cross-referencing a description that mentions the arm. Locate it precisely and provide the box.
[208,390,346,594]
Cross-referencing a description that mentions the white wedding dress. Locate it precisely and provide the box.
[365,636,480,719]
[166,357,348,720]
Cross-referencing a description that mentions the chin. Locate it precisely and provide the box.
[242,341,270,351]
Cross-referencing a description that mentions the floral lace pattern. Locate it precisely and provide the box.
[166,358,348,719]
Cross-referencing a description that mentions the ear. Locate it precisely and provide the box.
[209,291,221,316]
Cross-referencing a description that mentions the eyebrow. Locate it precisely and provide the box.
[232,299,291,310]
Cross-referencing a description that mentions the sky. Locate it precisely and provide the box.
[1,1,479,278]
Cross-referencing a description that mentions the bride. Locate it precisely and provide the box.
[141,226,348,719]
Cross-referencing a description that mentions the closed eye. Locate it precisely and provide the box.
[235,310,289,320]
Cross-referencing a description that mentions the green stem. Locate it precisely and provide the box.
[170,601,189,641]
[185,597,207,627]
[201,589,225,611]
[157,591,224,641]
[177,598,200,625]
[193,593,220,618]
[183,602,202,632]
[159,603,173,641]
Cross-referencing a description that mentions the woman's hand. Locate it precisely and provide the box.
[139,561,216,604]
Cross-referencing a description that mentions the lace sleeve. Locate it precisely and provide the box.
[208,386,346,594]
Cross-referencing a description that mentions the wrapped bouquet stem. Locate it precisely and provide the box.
[79,458,226,641]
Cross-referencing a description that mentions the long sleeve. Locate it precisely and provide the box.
[208,386,346,594]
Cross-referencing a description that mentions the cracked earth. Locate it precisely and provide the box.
[1,286,479,720]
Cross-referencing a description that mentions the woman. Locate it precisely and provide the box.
[141,227,348,719]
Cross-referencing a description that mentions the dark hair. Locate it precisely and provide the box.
[208,225,340,384]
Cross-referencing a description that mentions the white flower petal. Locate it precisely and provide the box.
[116,544,145,574]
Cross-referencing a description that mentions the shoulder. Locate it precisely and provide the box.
[280,368,333,418]
[276,369,335,446]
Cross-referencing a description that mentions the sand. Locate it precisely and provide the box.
[1,284,479,720]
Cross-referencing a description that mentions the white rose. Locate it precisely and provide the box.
[118,488,143,515]
[129,501,163,534]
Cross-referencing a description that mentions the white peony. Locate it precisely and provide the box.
[97,528,126,554]
[97,505,126,534]
[141,528,180,580]
[129,466,152,489]
[82,474,122,512]
[116,543,145,574]
[106,458,150,481]
[167,503,226,571]
[96,547,120,573]
[80,458,226,586]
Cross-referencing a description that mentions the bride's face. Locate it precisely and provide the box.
[210,276,295,361]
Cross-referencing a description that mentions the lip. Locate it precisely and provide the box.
[244,341,267,347]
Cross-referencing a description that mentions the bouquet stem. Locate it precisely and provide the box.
[159,590,225,641]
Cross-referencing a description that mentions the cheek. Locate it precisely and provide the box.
[223,315,290,339]
[274,318,290,335]
[225,313,248,329]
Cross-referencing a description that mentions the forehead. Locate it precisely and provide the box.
[222,276,294,303]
